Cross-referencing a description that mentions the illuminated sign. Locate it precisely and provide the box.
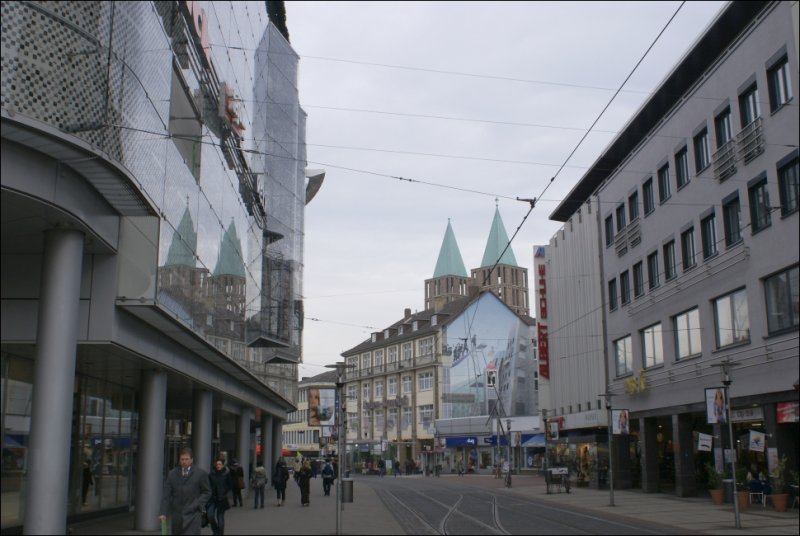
[535,256,549,379]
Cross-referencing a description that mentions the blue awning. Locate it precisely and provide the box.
[521,433,545,447]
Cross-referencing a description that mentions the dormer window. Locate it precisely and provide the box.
[412,321,419,331]
[371,333,377,343]
[384,329,390,338]
[398,325,404,335]
[430,315,437,326]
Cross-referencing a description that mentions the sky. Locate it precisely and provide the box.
[285,1,727,379]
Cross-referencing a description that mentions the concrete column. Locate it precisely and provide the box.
[24,229,84,535]
[272,419,283,467]
[640,417,659,493]
[237,408,251,496]
[261,413,274,468]
[135,370,167,531]
[193,390,213,472]
[673,413,696,497]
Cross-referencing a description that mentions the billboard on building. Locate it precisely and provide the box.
[308,388,336,426]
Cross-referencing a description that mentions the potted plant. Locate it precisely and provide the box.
[769,455,788,512]
[735,465,749,511]
[705,462,724,505]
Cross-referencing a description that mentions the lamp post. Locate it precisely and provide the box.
[326,362,354,536]
[506,418,512,487]
[600,391,616,507]
[711,359,741,529]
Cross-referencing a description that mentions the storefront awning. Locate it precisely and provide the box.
[521,433,545,447]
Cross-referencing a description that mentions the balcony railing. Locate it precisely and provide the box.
[712,139,737,181]
[737,116,764,164]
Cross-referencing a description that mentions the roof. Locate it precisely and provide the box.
[165,206,197,267]
[213,221,246,277]
[299,369,338,386]
[433,220,468,277]
[549,1,770,222]
[480,207,517,267]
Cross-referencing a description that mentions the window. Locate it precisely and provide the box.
[388,407,398,430]
[633,262,644,298]
[675,147,690,189]
[375,380,384,399]
[674,308,702,359]
[681,228,696,271]
[608,278,618,311]
[778,156,799,216]
[693,128,710,172]
[723,195,742,246]
[418,371,433,391]
[764,265,799,334]
[628,191,639,222]
[374,349,384,367]
[768,55,793,112]
[402,375,412,394]
[643,178,655,215]
[388,346,398,363]
[663,240,676,281]
[739,84,760,127]
[605,215,614,247]
[401,342,412,361]
[419,405,434,432]
[641,324,663,368]
[388,377,397,396]
[715,107,732,148]
[418,337,433,356]
[657,164,671,203]
[620,270,631,305]
[748,177,771,232]
[647,251,659,289]
[701,212,717,259]
[616,204,626,232]
[614,335,633,376]
[402,407,412,428]
[362,383,370,401]
[713,288,750,348]
[361,353,371,369]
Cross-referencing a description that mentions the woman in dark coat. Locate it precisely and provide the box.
[272,457,290,506]
[297,460,312,506]
[207,459,232,535]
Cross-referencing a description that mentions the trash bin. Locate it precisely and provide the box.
[342,478,354,503]
[722,479,734,504]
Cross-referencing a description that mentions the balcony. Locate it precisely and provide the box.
[712,139,737,181]
[737,116,764,164]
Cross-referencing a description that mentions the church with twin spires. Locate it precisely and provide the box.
[425,205,529,316]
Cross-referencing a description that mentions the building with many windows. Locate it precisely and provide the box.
[342,210,537,474]
[0,2,313,532]
[546,0,798,496]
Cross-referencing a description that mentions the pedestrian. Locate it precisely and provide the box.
[250,463,267,508]
[81,459,94,506]
[311,459,318,479]
[229,458,244,507]
[159,447,212,536]
[207,459,231,535]
[321,458,335,496]
[458,459,465,477]
[378,458,385,477]
[297,459,312,506]
[272,456,290,506]
[393,459,400,477]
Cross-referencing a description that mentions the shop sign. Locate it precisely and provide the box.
[534,249,549,379]
[730,406,764,423]
[777,401,798,423]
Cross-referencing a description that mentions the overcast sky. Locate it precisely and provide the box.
[285,1,727,379]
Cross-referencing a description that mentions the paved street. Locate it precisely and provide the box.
[70,473,799,535]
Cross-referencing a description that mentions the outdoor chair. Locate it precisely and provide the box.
[748,479,765,507]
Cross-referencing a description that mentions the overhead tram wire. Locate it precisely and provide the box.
[479,1,688,291]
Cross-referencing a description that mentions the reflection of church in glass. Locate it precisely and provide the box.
[157,206,260,382]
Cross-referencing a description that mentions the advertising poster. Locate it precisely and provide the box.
[308,388,336,426]
[612,409,630,435]
[705,387,727,424]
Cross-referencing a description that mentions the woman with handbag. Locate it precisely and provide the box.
[207,459,232,535]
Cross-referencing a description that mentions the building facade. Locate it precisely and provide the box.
[1,1,310,532]
[343,210,537,475]
[549,0,799,496]
[283,370,337,459]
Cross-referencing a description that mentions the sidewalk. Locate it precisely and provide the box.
[70,476,403,536]
[463,473,800,536]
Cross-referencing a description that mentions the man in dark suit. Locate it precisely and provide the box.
[159,447,212,535]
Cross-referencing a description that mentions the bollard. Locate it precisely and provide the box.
[342,478,354,503]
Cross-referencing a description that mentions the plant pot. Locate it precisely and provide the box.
[736,490,749,511]
[771,493,789,512]
[709,488,724,505]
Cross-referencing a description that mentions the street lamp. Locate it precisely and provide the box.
[600,391,616,507]
[711,359,741,529]
[506,418,512,487]
[326,362,354,536]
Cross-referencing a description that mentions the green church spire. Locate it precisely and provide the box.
[214,220,246,277]
[433,219,468,278]
[165,204,197,267]
[480,205,518,267]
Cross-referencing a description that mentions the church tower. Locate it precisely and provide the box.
[471,204,529,316]
[425,219,473,311]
